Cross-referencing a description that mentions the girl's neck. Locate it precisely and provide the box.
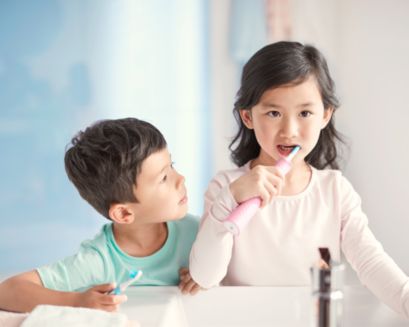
[280,163,312,196]
[112,222,168,257]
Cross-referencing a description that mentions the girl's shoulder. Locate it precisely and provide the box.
[313,166,343,181]
[312,167,356,194]
[211,162,250,185]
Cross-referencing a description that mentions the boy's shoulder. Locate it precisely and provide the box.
[79,223,112,249]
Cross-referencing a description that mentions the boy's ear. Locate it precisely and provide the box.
[239,109,254,129]
[109,203,135,224]
[321,107,334,129]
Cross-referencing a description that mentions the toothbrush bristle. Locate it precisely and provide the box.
[129,270,137,278]
[286,145,301,161]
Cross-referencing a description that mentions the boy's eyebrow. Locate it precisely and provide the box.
[158,164,168,175]
[155,157,172,178]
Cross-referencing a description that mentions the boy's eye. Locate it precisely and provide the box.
[300,111,312,117]
[267,111,280,118]
[160,162,175,183]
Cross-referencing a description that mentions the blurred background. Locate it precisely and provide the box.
[0,0,408,280]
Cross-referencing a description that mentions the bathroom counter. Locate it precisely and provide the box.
[120,285,408,326]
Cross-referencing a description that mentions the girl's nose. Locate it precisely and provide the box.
[279,117,298,138]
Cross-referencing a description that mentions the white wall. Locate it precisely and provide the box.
[209,0,237,172]
[336,0,409,272]
[210,0,409,273]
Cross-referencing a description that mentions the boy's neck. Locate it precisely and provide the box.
[112,222,168,257]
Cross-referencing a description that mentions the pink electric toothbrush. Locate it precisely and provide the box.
[223,145,301,236]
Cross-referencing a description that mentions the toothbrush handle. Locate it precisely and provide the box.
[223,197,261,236]
[109,279,134,295]
[275,158,291,175]
[223,157,292,236]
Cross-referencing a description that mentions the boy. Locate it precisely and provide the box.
[0,118,200,312]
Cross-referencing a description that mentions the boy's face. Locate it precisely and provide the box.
[129,148,188,224]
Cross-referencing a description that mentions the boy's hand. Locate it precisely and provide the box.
[178,268,201,295]
[230,165,285,207]
[75,283,127,312]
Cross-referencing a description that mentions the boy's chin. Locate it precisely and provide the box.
[172,206,189,220]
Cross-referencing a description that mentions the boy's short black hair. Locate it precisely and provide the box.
[64,118,167,220]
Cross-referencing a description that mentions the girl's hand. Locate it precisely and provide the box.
[75,283,128,312]
[229,165,285,207]
[178,267,201,295]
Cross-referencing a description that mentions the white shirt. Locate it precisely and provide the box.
[189,163,409,318]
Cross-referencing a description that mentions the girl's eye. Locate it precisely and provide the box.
[267,111,280,118]
[160,175,168,183]
[171,161,175,169]
[300,111,312,118]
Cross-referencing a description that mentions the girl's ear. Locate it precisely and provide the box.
[109,203,135,224]
[239,109,254,129]
[321,107,334,129]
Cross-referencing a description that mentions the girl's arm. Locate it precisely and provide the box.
[189,175,237,288]
[0,270,126,312]
[340,178,409,318]
[189,166,284,288]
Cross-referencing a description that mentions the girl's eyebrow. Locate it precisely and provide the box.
[297,102,315,108]
[260,103,283,110]
[261,102,315,109]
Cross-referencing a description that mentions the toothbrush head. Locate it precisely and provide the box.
[129,270,138,279]
[286,145,301,161]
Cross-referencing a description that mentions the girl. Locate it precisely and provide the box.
[189,41,409,318]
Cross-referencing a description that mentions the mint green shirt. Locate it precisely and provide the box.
[37,214,198,292]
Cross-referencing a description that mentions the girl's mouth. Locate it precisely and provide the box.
[277,145,298,156]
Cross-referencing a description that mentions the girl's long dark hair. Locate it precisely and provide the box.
[229,41,345,169]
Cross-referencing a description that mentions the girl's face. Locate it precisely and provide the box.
[240,75,333,166]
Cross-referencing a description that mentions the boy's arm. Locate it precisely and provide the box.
[178,267,201,295]
[0,270,77,312]
[0,270,126,313]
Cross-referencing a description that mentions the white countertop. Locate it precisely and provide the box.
[120,286,408,327]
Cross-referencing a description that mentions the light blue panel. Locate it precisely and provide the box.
[0,0,97,274]
[0,0,209,275]
[229,0,267,64]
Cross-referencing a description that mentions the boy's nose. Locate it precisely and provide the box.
[176,171,185,188]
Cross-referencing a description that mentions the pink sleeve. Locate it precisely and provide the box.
[340,177,409,318]
[189,173,237,288]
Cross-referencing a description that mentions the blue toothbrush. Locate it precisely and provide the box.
[110,270,143,295]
